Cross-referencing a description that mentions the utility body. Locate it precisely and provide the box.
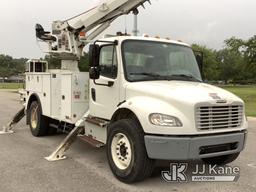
[3,0,248,183]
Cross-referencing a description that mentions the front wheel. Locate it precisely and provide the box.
[107,119,155,183]
[202,153,240,165]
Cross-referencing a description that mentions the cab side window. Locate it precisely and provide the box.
[99,45,118,79]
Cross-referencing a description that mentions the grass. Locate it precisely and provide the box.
[0,83,24,89]
[222,86,256,117]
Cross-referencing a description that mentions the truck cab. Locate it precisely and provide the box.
[84,36,247,182]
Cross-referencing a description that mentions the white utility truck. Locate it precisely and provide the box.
[1,0,248,183]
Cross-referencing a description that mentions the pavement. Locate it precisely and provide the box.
[0,90,255,192]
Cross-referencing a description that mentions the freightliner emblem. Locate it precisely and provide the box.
[209,93,227,103]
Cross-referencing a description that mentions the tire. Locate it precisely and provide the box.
[107,119,155,183]
[28,101,49,137]
[202,153,240,165]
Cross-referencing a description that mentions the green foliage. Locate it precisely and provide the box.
[0,52,89,78]
[221,36,256,82]
[192,44,220,80]
[224,37,245,53]
[0,55,26,77]
[44,55,61,69]
[192,35,256,83]
[44,53,89,72]
[216,48,244,82]
[243,36,256,80]
[79,52,90,72]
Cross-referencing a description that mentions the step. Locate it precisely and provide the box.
[78,135,105,148]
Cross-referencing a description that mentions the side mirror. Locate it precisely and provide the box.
[89,67,100,80]
[89,44,100,68]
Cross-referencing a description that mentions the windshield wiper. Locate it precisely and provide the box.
[129,72,163,78]
[169,74,202,82]
[129,73,202,82]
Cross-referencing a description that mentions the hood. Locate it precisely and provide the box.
[125,81,243,106]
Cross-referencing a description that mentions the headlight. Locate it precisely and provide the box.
[149,113,183,127]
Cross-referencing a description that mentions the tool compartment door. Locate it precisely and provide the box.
[61,72,89,124]
[61,73,72,123]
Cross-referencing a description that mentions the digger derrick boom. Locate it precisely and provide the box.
[36,0,151,60]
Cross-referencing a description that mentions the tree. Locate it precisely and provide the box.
[222,36,256,82]
[245,35,256,63]
[192,44,220,81]
[243,36,256,80]
[44,52,89,72]
[44,55,61,69]
[0,54,26,77]
[216,48,244,82]
[79,52,90,72]
[224,37,245,54]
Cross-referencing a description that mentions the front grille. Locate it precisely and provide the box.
[196,105,243,130]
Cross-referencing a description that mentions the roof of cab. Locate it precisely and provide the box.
[98,35,191,47]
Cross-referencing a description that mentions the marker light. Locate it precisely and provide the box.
[79,31,86,37]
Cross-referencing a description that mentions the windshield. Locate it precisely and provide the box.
[122,40,202,82]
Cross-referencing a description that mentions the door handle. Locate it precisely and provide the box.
[91,88,96,101]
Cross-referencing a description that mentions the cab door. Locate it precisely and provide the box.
[89,45,120,120]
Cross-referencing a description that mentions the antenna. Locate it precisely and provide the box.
[124,15,127,34]
[133,14,139,36]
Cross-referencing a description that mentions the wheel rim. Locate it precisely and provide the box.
[111,133,132,170]
[31,105,38,129]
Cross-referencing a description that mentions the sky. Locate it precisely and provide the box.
[0,0,255,59]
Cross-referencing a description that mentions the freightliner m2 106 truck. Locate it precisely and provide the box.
[1,0,247,183]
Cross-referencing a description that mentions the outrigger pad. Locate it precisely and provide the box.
[0,123,14,135]
[0,107,25,135]
[44,126,84,162]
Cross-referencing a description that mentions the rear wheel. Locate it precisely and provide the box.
[29,101,49,137]
[202,153,240,165]
[107,119,155,183]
